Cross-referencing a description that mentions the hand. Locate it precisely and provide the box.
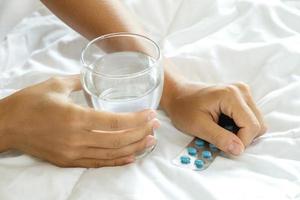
[163,82,267,155]
[0,75,159,167]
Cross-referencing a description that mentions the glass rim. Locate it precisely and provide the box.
[81,32,161,79]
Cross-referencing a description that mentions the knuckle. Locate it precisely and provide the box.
[223,85,241,100]
[112,137,122,148]
[226,85,239,94]
[109,117,120,130]
[212,87,226,98]
[234,82,250,92]
[250,121,261,134]
[216,86,238,98]
[49,76,63,83]
[49,76,64,86]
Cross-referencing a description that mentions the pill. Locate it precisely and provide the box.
[180,156,191,164]
[187,147,197,156]
[202,150,212,159]
[209,143,219,152]
[195,138,205,147]
[194,159,204,169]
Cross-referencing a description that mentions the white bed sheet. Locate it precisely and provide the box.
[1,0,300,199]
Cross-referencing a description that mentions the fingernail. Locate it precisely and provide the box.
[126,156,135,163]
[147,111,157,121]
[146,135,156,148]
[228,142,244,156]
[153,119,160,130]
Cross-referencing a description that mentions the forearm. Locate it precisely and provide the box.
[41,0,142,40]
[41,0,184,113]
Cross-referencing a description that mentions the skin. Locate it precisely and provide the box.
[0,76,159,167]
[0,0,267,168]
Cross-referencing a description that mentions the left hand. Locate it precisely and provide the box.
[162,81,267,155]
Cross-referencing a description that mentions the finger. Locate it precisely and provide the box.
[70,155,135,168]
[220,88,261,147]
[82,119,160,148]
[233,83,267,136]
[244,97,267,136]
[196,115,245,156]
[81,135,156,160]
[83,109,157,131]
[46,75,82,94]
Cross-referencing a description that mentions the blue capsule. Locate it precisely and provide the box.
[187,147,197,156]
[209,143,219,152]
[194,159,204,169]
[180,156,191,164]
[202,150,212,159]
[195,138,205,148]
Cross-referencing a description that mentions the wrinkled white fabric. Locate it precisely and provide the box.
[1,0,300,199]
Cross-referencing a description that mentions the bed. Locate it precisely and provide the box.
[1,0,300,199]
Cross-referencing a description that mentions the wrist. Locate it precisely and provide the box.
[160,77,185,113]
[160,58,190,115]
[160,59,208,115]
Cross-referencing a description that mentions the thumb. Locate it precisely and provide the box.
[198,116,245,156]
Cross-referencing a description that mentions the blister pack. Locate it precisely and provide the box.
[172,114,239,171]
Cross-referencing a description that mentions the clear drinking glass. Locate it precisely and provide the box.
[80,32,164,158]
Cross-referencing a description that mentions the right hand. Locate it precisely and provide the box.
[0,75,159,168]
